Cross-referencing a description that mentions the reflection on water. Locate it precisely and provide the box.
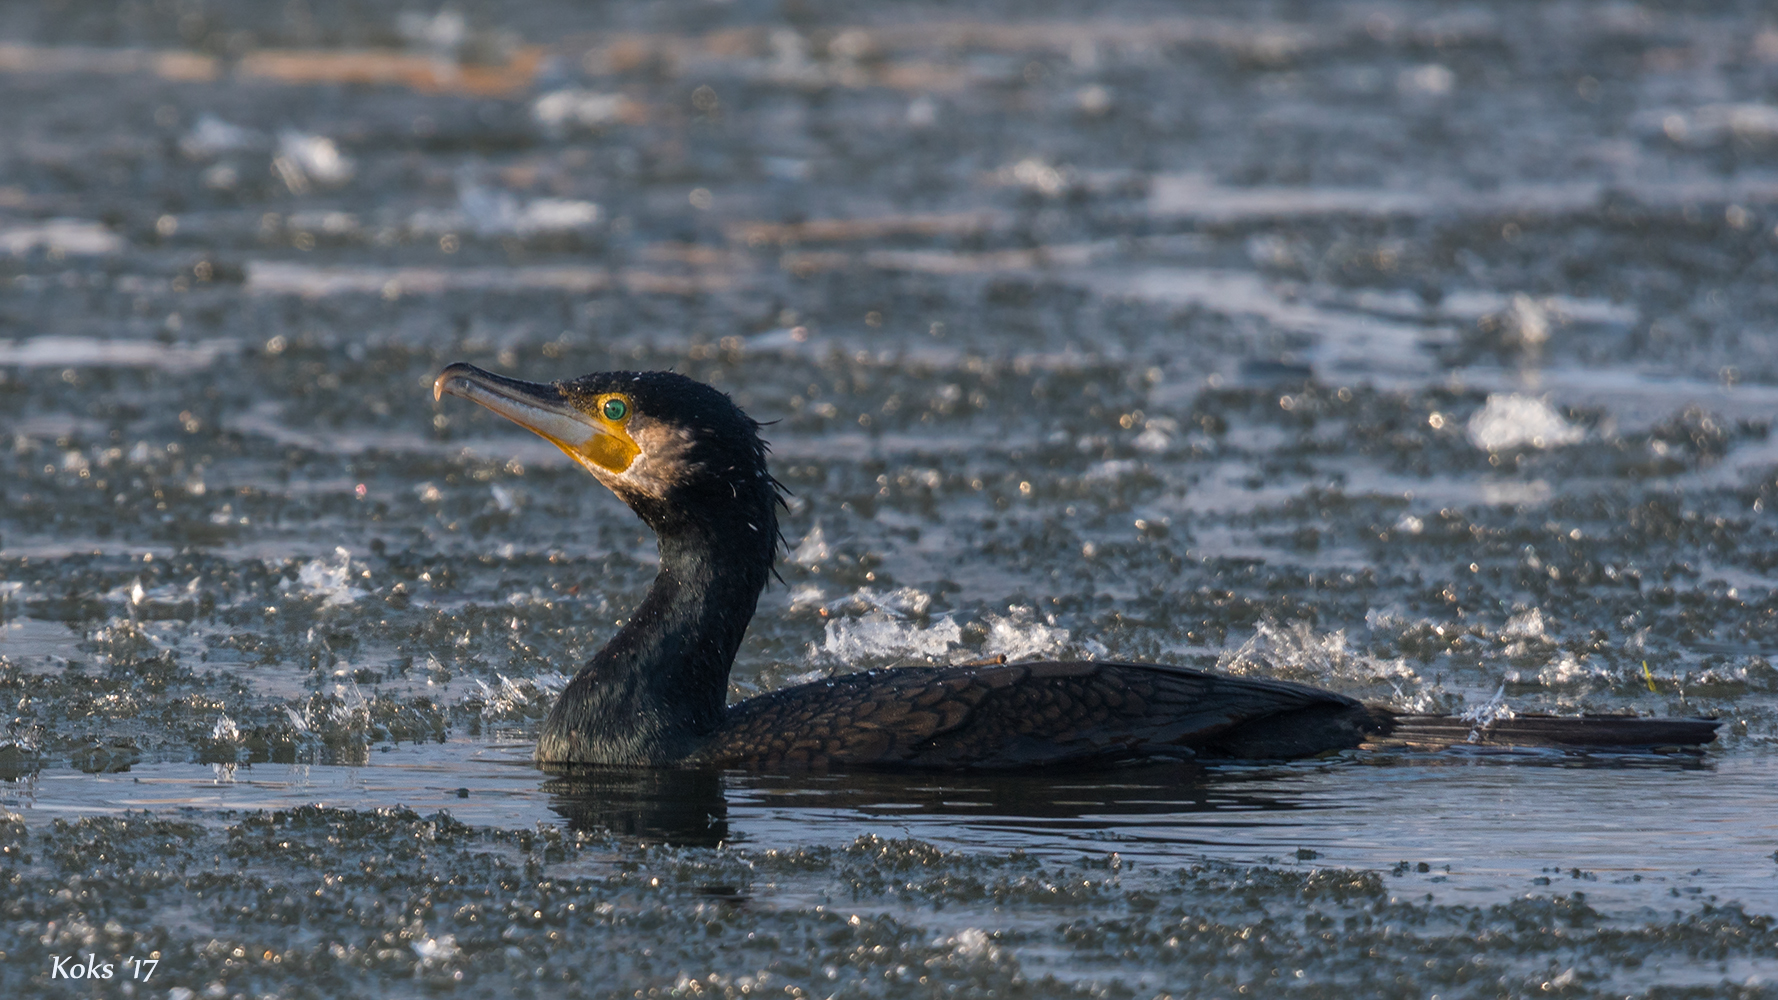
[543,765,731,844]
[6,741,1771,910]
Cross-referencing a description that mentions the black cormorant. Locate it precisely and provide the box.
[433,363,1718,768]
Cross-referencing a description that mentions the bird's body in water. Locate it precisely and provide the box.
[433,364,1718,769]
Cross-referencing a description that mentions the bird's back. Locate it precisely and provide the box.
[697,659,1381,769]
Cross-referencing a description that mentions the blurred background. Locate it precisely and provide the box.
[3,2,1778,997]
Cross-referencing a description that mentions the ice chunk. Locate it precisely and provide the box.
[412,933,461,964]
[533,89,632,131]
[906,95,938,128]
[1075,84,1113,116]
[1398,63,1455,96]
[180,114,257,159]
[293,547,367,606]
[273,130,354,193]
[210,714,241,743]
[1501,608,1546,639]
[1085,459,1141,482]
[791,523,831,565]
[0,220,122,257]
[1465,394,1583,451]
[946,928,999,960]
[1132,417,1176,454]
[412,178,601,238]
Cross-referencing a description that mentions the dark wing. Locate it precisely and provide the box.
[701,660,1377,769]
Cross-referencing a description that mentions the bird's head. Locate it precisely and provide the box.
[433,363,781,538]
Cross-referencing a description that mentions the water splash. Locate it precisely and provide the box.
[820,613,962,663]
[1458,684,1517,741]
[1220,621,1428,707]
[980,606,1102,661]
[468,672,569,720]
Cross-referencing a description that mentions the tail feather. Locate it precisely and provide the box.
[1372,712,1720,751]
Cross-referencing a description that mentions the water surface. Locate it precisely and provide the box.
[4,0,1778,996]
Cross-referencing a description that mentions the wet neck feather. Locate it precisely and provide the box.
[538,499,775,765]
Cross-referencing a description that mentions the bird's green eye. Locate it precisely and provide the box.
[602,398,629,421]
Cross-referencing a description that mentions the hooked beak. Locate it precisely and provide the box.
[433,362,637,474]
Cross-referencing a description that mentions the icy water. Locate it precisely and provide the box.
[4,1,1778,997]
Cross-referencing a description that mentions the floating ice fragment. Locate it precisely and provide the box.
[180,114,257,159]
[518,198,600,231]
[947,928,999,961]
[1503,293,1549,347]
[1398,63,1455,96]
[1085,459,1141,482]
[1075,84,1113,115]
[1133,418,1175,454]
[284,706,311,734]
[1639,103,1778,146]
[287,210,358,235]
[0,220,122,256]
[906,95,938,127]
[412,933,461,964]
[201,163,239,190]
[294,547,367,606]
[274,130,354,193]
[412,178,600,238]
[490,484,518,512]
[761,156,810,182]
[397,9,467,53]
[791,523,831,565]
[210,714,241,743]
[1001,158,1069,196]
[1364,604,1411,632]
[1501,608,1546,639]
[533,89,632,131]
[1538,654,1605,688]
[1465,394,1584,451]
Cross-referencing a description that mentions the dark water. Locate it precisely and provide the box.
[3,1,1778,997]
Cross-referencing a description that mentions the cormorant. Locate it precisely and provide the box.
[433,363,1718,769]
